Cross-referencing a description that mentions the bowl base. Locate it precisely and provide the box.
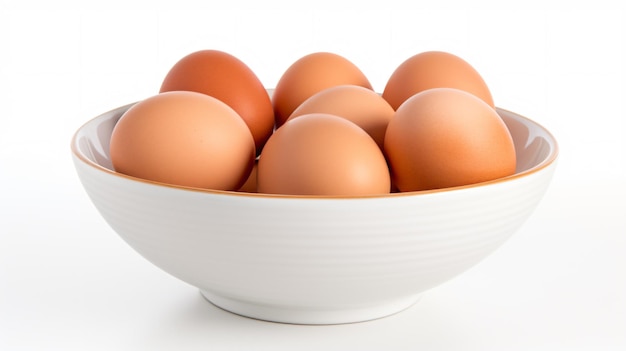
[200,289,421,325]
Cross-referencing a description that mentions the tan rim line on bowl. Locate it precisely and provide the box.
[71,105,558,200]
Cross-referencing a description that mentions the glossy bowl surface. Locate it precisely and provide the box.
[72,101,557,324]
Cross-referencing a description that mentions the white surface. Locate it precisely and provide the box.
[1,2,625,350]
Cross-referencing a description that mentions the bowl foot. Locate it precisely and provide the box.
[200,289,421,325]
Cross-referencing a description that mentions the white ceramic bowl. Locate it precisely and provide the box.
[71,101,558,325]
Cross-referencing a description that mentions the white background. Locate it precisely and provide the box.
[1,1,625,350]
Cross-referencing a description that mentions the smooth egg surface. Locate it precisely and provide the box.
[110,91,255,190]
[382,51,494,110]
[384,88,516,191]
[237,160,258,193]
[160,50,274,152]
[272,52,373,127]
[258,113,391,196]
[287,85,394,150]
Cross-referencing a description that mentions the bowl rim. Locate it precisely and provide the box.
[71,104,559,200]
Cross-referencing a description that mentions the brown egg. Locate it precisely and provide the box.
[384,88,516,192]
[237,159,258,193]
[110,91,255,190]
[258,114,390,196]
[382,51,494,110]
[287,85,394,150]
[160,50,274,152]
[272,52,373,127]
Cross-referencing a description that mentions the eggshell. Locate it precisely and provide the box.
[237,159,258,193]
[384,88,516,191]
[258,114,390,196]
[272,52,373,127]
[160,50,274,152]
[287,85,394,150]
[382,51,494,110]
[110,91,255,190]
